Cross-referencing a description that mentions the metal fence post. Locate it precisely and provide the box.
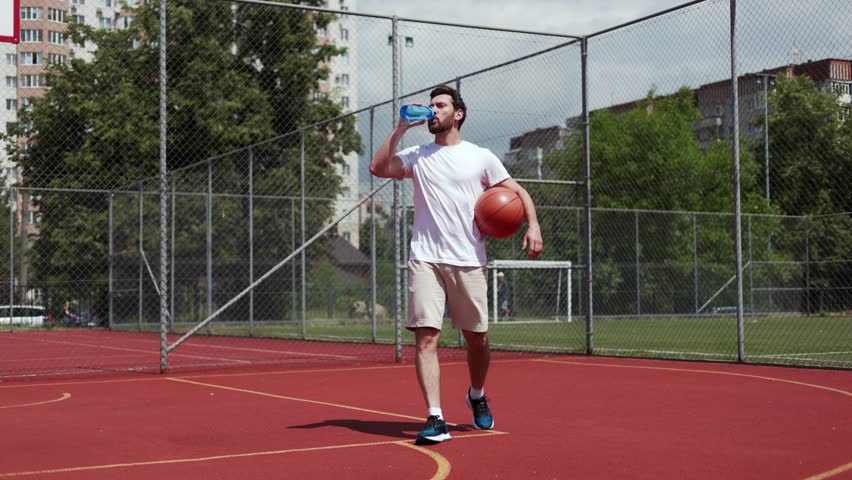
[635,210,641,317]
[291,197,296,324]
[248,147,254,334]
[392,16,402,363]
[581,36,594,355]
[8,188,14,332]
[170,177,175,330]
[369,106,377,343]
[300,130,306,338]
[730,0,745,363]
[207,159,213,326]
[805,216,811,315]
[108,192,114,329]
[158,0,168,373]
[138,185,144,331]
[692,213,698,313]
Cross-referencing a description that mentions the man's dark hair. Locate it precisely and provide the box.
[430,84,466,129]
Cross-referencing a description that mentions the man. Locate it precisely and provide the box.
[370,84,543,445]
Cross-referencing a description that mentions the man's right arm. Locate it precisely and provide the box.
[370,121,417,179]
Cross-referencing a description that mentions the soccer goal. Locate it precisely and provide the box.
[488,260,573,324]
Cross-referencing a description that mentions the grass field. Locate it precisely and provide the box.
[162,313,852,369]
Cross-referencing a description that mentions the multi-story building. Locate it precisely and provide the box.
[694,58,851,147]
[503,126,569,179]
[559,57,851,160]
[316,0,360,248]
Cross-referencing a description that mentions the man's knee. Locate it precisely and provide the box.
[415,327,442,353]
[463,330,489,350]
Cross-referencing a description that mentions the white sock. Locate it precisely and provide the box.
[428,407,443,420]
[469,386,485,400]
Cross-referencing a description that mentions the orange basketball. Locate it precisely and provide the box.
[474,186,525,238]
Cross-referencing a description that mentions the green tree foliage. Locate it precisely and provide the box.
[539,87,768,314]
[4,1,362,320]
[762,74,851,216]
[757,74,852,311]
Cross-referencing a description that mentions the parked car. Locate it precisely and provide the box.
[0,305,51,327]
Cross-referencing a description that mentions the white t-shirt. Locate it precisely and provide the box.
[398,141,510,266]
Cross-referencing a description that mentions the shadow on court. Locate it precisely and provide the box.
[288,419,472,439]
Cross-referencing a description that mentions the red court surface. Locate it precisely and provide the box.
[1,356,850,479]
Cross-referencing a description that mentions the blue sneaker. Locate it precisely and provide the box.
[415,415,451,445]
[466,392,495,430]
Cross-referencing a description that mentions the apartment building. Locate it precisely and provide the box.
[552,57,852,167]
[316,0,360,248]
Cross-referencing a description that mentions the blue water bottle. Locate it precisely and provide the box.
[400,104,434,122]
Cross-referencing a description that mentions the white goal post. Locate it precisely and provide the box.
[488,260,573,324]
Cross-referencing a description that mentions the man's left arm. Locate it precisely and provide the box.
[494,178,543,259]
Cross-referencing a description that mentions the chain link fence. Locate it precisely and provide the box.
[0,0,849,378]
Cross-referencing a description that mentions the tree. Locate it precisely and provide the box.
[756,73,852,312]
[4,0,362,321]
[541,87,769,314]
[761,74,852,216]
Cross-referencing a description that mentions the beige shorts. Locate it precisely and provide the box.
[406,260,489,333]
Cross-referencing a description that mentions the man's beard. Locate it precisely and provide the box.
[428,116,452,134]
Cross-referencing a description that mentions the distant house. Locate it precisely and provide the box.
[503,126,570,179]
[326,235,370,287]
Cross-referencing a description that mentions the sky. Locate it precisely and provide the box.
[355,0,691,37]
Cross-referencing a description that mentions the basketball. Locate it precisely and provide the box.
[474,187,525,238]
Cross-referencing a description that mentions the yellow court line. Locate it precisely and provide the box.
[168,377,427,421]
[0,393,71,409]
[533,359,852,397]
[805,461,852,480]
[0,433,502,478]
[396,441,452,480]
[168,377,511,436]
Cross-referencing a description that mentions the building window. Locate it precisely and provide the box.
[48,53,67,65]
[48,31,65,44]
[20,97,32,108]
[341,164,350,175]
[72,0,85,4]
[72,15,85,24]
[339,27,349,41]
[336,73,349,86]
[342,231,351,242]
[20,7,44,20]
[20,52,43,66]
[20,30,44,43]
[48,8,66,22]
[5,54,15,65]
[339,52,349,65]
[105,0,112,6]
[5,76,16,88]
[312,91,323,103]
[99,17,113,28]
[118,16,133,29]
[5,99,17,111]
[340,96,349,108]
[315,25,327,37]
[20,74,45,88]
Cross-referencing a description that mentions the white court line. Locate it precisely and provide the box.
[100,335,360,360]
[598,348,734,357]
[21,338,251,364]
[179,342,358,360]
[756,351,852,358]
